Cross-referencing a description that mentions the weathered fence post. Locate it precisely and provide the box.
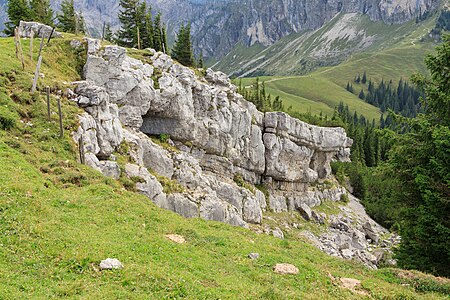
[46,86,51,120]
[79,135,85,164]
[29,30,34,61]
[15,28,25,70]
[31,36,45,93]
[14,27,19,58]
[57,96,64,138]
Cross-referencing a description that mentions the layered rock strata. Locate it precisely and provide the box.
[72,39,352,228]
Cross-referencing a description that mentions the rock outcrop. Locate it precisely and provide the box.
[72,39,352,229]
[18,21,63,38]
[70,39,398,268]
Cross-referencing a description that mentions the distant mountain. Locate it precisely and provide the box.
[0,0,443,71]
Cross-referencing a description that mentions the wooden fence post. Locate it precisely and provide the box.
[79,135,85,164]
[29,30,34,61]
[14,27,19,58]
[31,36,45,93]
[57,96,63,138]
[46,86,51,121]
[14,28,25,69]
[137,26,141,50]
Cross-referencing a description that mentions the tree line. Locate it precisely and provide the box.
[237,78,284,112]
[4,0,85,36]
[347,73,423,118]
[4,0,202,68]
[337,39,450,277]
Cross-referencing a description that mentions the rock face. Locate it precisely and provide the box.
[72,39,352,230]
[71,39,399,269]
[18,21,63,38]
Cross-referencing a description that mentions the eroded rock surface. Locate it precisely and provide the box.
[69,41,397,268]
[73,41,352,228]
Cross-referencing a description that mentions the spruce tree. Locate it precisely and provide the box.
[57,0,84,34]
[171,23,194,67]
[117,0,141,48]
[4,0,31,36]
[104,23,113,42]
[30,0,54,26]
[152,12,163,52]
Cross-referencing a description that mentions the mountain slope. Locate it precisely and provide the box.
[1,35,450,299]
[215,12,439,77]
[0,0,442,58]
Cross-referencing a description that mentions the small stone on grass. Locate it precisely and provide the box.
[273,263,299,275]
[165,234,186,244]
[248,253,260,260]
[99,258,123,270]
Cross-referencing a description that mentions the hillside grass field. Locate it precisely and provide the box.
[1,36,450,299]
[237,39,437,121]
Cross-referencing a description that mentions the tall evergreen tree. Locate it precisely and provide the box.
[4,0,31,36]
[117,0,141,48]
[152,12,163,52]
[58,0,84,34]
[30,0,54,25]
[368,36,450,276]
[104,23,114,42]
[171,23,194,67]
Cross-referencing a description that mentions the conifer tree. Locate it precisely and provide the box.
[104,23,113,42]
[171,23,194,67]
[58,0,84,34]
[4,0,31,36]
[152,12,163,52]
[362,71,367,84]
[30,0,54,26]
[197,50,204,68]
[117,0,141,48]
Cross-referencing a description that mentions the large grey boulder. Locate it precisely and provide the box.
[18,21,63,38]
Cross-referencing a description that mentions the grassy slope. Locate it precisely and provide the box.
[0,36,448,299]
[225,14,440,120]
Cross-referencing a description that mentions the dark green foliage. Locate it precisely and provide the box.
[117,1,167,51]
[57,0,84,34]
[430,9,450,39]
[351,73,423,118]
[237,78,285,113]
[171,23,194,67]
[30,0,54,25]
[117,0,140,48]
[360,37,450,276]
[4,0,31,36]
[103,23,113,42]
[4,0,54,35]
[391,36,450,276]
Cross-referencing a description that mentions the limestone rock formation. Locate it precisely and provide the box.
[18,21,63,38]
[73,39,352,230]
[70,39,398,268]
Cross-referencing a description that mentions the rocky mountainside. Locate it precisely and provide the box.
[58,32,398,268]
[0,0,442,57]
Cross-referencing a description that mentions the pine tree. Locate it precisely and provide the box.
[141,5,153,49]
[358,89,365,100]
[197,50,204,68]
[171,23,194,67]
[104,23,114,42]
[57,0,84,34]
[362,71,367,84]
[152,12,163,52]
[117,0,141,48]
[30,0,54,26]
[4,0,31,36]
